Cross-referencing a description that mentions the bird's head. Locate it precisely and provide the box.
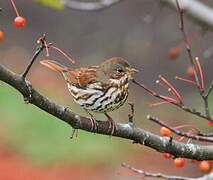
[97,57,138,83]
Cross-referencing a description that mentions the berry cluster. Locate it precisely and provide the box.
[160,127,212,172]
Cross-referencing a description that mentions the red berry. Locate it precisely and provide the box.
[208,121,213,125]
[162,153,172,159]
[0,31,4,41]
[168,47,180,60]
[199,161,211,173]
[186,66,194,78]
[14,16,26,28]
[174,158,185,168]
[160,127,172,137]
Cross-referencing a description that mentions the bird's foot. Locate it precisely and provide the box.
[89,116,99,132]
[85,110,99,132]
[105,113,117,136]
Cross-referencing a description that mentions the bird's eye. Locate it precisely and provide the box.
[117,68,124,73]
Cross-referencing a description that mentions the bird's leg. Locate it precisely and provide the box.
[104,113,117,135]
[85,109,98,132]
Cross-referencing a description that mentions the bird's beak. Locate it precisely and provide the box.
[126,67,139,79]
[130,68,139,73]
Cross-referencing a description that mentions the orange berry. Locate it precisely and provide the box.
[162,153,172,159]
[174,158,185,168]
[160,127,172,137]
[14,16,26,28]
[0,31,3,41]
[199,161,211,173]
[168,47,180,60]
[186,66,194,78]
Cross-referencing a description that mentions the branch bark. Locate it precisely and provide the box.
[0,64,213,160]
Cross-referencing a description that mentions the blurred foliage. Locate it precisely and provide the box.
[35,0,64,10]
[0,82,132,165]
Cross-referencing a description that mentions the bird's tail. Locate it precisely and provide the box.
[40,60,68,73]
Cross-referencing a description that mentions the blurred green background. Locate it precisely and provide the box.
[0,0,213,179]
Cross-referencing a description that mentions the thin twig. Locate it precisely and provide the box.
[132,79,212,121]
[195,57,204,90]
[175,0,212,120]
[122,163,193,180]
[205,80,213,98]
[175,76,197,86]
[175,0,200,90]
[159,75,183,104]
[22,35,45,79]
[147,115,213,143]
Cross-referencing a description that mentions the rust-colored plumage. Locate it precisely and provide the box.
[40,57,137,134]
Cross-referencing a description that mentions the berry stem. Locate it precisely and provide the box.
[175,76,197,86]
[10,0,20,17]
[195,57,204,91]
[49,45,75,64]
[159,75,183,104]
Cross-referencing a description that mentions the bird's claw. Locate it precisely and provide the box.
[108,119,117,136]
[89,117,99,132]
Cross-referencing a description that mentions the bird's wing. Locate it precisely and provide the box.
[64,66,98,88]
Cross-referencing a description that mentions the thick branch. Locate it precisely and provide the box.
[0,64,213,160]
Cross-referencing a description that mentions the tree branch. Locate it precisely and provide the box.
[147,115,213,143]
[0,64,213,160]
[122,163,213,180]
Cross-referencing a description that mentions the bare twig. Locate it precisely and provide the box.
[175,0,212,120]
[147,115,213,143]
[22,35,45,78]
[60,0,121,11]
[175,0,200,90]
[205,80,213,98]
[1,64,213,160]
[132,79,212,121]
[122,163,193,180]
[122,163,213,180]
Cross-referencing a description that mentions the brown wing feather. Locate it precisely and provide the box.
[63,66,98,88]
[40,60,99,88]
